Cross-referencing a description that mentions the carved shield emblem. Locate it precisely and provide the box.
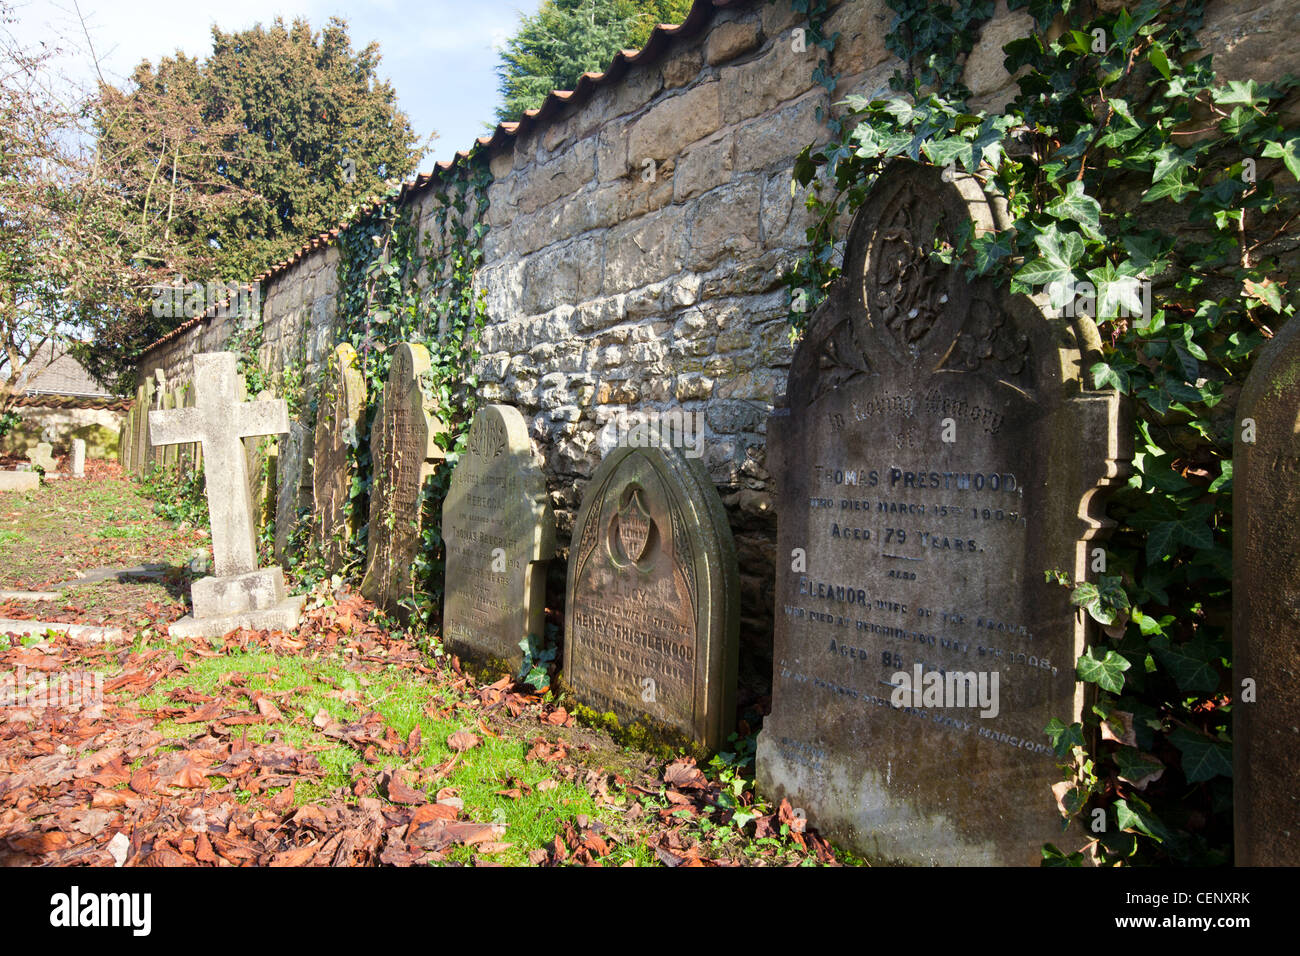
[616,489,652,564]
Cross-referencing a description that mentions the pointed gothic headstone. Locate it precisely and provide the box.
[150,352,302,638]
[312,344,367,575]
[564,440,739,753]
[756,161,1129,865]
[442,404,555,671]
[360,343,447,615]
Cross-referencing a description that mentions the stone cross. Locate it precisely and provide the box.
[149,353,288,577]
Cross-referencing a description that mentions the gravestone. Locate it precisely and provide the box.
[177,383,198,475]
[564,441,739,752]
[27,443,57,473]
[132,378,154,476]
[756,160,1129,865]
[442,404,555,670]
[274,421,312,563]
[1234,318,1300,865]
[160,390,178,472]
[312,344,367,575]
[150,352,303,638]
[119,411,132,472]
[0,471,39,492]
[243,387,278,548]
[151,373,168,471]
[361,342,447,615]
[71,439,86,478]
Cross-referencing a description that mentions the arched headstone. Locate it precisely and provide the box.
[756,160,1129,865]
[565,441,739,752]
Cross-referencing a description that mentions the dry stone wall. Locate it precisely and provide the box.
[136,0,1300,661]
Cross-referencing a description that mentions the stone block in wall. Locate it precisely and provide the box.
[574,293,628,332]
[964,1,1035,114]
[734,94,824,174]
[722,31,818,123]
[662,47,703,89]
[827,0,890,80]
[706,17,763,66]
[760,169,818,251]
[674,131,734,202]
[1199,0,1300,88]
[627,80,722,164]
[602,207,687,295]
[521,237,603,314]
[685,176,763,271]
[514,136,597,215]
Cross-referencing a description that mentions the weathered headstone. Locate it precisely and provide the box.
[71,439,86,478]
[151,373,168,471]
[360,342,447,615]
[27,443,57,473]
[564,441,739,752]
[756,161,1129,865]
[160,389,178,472]
[150,352,303,638]
[274,421,312,563]
[312,344,367,575]
[132,378,154,476]
[243,388,278,548]
[1234,318,1300,865]
[119,413,132,471]
[442,404,555,670]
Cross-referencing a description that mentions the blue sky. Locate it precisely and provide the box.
[8,0,545,167]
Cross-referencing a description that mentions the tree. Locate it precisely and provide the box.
[75,16,427,390]
[0,1,106,415]
[495,0,692,122]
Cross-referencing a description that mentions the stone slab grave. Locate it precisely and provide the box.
[442,404,554,671]
[361,342,447,615]
[0,471,39,492]
[756,160,1129,866]
[312,343,366,575]
[150,352,303,638]
[71,438,86,478]
[1234,317,1300,865]
[564,440,739,753]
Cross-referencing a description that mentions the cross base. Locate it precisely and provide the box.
[168,600,305,639]
[170,567,305,639]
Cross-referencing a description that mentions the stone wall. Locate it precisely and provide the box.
[136,0,1300,671]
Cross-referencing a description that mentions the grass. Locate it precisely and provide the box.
[0,469,199,624]
[130,640,658,866]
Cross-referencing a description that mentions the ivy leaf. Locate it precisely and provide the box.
[1148,42,1171,81]
[970,231,1014,274]
[1213,79,1267,109]
[1044,717,1084,756]
[1262,135,1300,182]
[1113,797,1169,842]
[1149,634,1221,695]
[1169,727,1232,782]
[1047,181,1103,239]
[1077,646,1131,694]
[1113,747,1165,790]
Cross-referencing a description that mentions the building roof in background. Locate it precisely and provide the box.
[141,0,750,356]
[14,342,114,400]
